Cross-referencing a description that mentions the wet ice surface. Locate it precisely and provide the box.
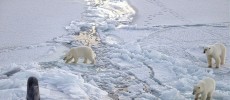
[0,0,230,100]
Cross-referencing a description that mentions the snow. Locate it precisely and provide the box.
[0,0,230,100]
[129,0,229,26]
[0,63,111,100]
[0,0,85,48]
[0,0,85,66]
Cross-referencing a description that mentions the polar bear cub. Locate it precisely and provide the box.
[203,43,226,68]
[193,77,216,100]
[63,46,96,64]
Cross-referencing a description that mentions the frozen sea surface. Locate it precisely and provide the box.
[0,0,229,100]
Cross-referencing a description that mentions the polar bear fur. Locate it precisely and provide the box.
[203,43,226,68]
[63,46,96,64]
[193,77,216,100]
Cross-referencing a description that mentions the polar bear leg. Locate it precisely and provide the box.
[207,92,213,100]
[88,57,95,64]
[201,93,207,100]
[220,48,226,65]
[220,55,225,65]
[214,56,220,68]
[83,57,87,63]
[66,57,73,63]
[73,57,79,63]
[195,93,200,100]
[207,56,212,68]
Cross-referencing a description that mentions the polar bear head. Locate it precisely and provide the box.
[63,51,72,61]
[192,84,204,95]
[203,46,214,55]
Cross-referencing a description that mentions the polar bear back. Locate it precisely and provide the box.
[211,43,226,56]
[199,77,216,92]
[70,46,94,58]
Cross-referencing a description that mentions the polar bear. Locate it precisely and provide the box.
[203,43,226,68]
[193,77,216,100]
[63,46,96,64]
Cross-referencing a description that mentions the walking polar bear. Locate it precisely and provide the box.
[63,46,96,64]
[193,77,216,100]
[203,43,226,68]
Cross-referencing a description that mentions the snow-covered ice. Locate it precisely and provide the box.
[0,0,229,100]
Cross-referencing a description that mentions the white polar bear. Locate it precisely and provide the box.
[203,43,226,68]
[193,77,216,100]
[63,46,96,64]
